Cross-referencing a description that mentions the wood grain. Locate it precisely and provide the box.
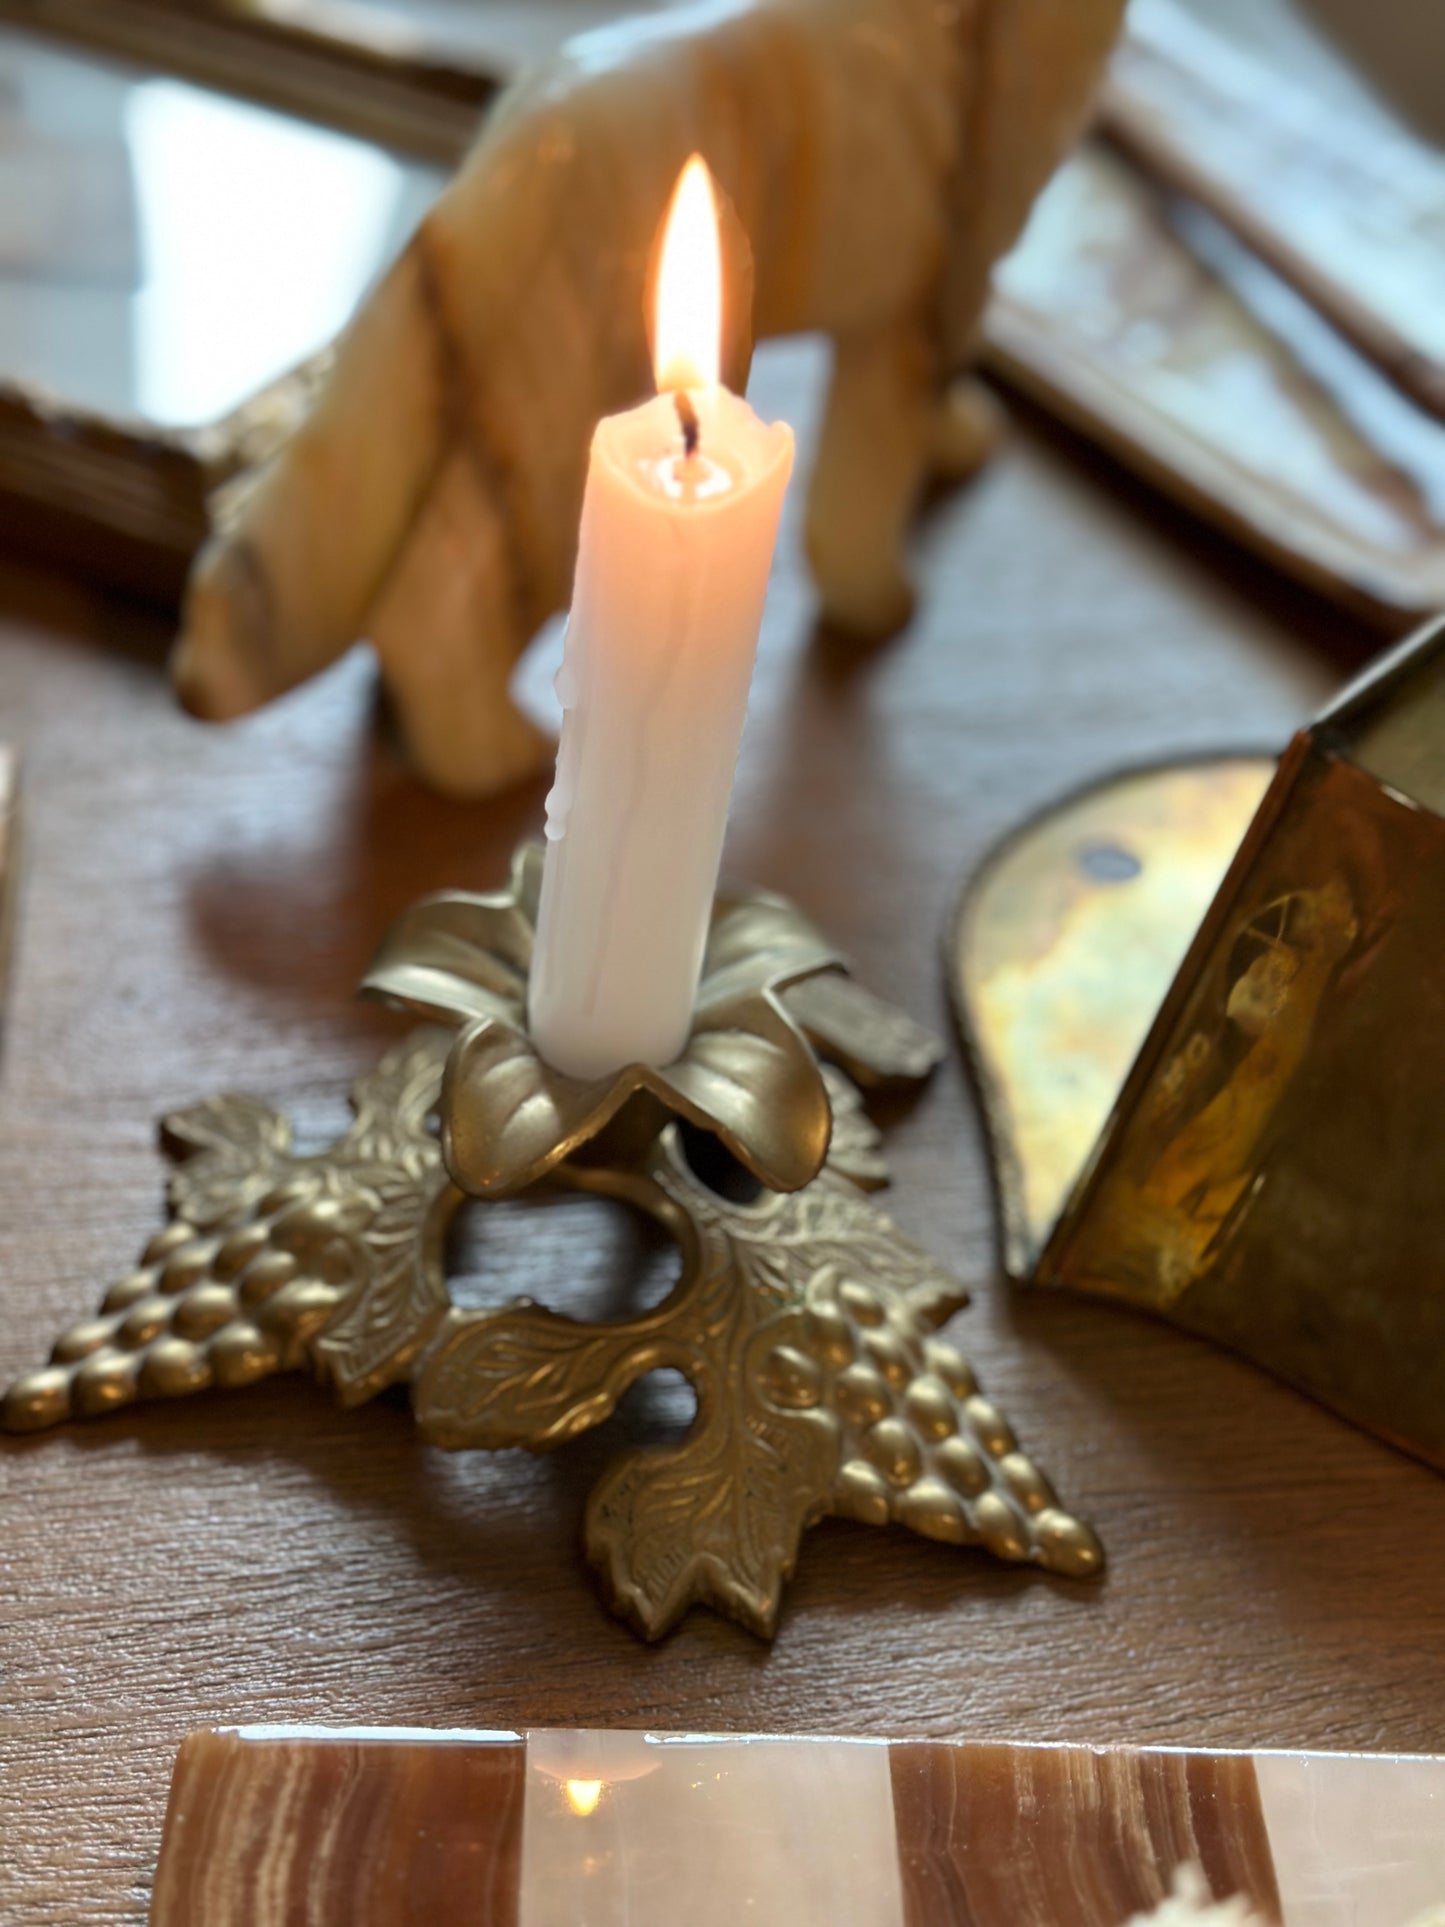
[2,336,1443,1927]
[0,743,17,1021]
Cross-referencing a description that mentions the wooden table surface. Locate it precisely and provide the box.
[3,338,1444,1925]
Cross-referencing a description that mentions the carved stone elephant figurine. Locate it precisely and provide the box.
[173,0,1126,797]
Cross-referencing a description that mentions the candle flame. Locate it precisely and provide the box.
[566,1778,604,1817]
[653,155,722,393]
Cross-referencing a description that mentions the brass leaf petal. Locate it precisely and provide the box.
[361,892,531,1029]
[819,1066,890,1192]
[162,1094,293,1229]
[510,841,545,928]
[662,993,832,1194]
[781,971,945,1088]
[701,886,842,1005]
[442,1017,635,1199]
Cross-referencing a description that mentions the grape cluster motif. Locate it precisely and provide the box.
[762,1267,1100,1577]
[4,1188,357,1432]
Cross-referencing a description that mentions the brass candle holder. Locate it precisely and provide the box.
[953,616,1445,1474]
[2,846,1102,1639]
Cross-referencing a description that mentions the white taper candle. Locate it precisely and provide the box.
[527,158,794,1080]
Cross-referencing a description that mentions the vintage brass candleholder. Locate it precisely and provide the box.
[2,846,1102,1639]
[953,616,1445,1472]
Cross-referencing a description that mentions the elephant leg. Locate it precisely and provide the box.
[368,447,554,800]
[806,314,938,641]
[930,373,1007,483]
[173,236,448,720]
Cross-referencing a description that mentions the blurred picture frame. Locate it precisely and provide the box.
[0,1,496,160]
[0,4,666,602]
[0,17,457,599]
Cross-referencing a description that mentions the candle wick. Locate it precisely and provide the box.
[674,391,700,460]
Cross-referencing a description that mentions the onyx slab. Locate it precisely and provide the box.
[149,1727,1445,1926]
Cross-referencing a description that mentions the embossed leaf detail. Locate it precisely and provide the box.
[583,1237,839,1641]
[415,1305,656,1450]
[311,1157,452,1405]
[662,1155,967,1326]
[587,1392,837,1641]
[311,1032,459,1400]
[344,1029,450,1164]
[820,1066,889,1192]
[162,1094,293,1229]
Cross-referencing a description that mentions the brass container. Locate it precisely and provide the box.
[954,617,1445,1471]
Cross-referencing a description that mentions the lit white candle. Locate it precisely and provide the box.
[528,157,794,1081]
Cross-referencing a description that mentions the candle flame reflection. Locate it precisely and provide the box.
[654,154,722,394]
[566,1778,604,1817]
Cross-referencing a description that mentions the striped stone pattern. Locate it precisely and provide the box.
[150,1727,526,1926]
[890,1741,1280,1924]
[149,1727,1445,1926]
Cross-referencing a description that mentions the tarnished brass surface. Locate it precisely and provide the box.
[0,1032,455,1431]
[2,851,1100,1639]
[956,620,1445,1470]
[952,757,1274,1276]
[362,845,861,1200]
[1318,614,1445,817]
[1046,739,1445,1468]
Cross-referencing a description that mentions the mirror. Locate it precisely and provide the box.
[1,28,443,428]
[0,23,447,596]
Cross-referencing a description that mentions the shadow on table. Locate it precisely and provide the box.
[994,1274,1445,1629]
[181,691,551,1008]
[2,1287,1107,1665]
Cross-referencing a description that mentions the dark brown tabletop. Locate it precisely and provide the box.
[3,340,1442,1926]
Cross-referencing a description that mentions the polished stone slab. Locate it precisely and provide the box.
[891,1740,1279,1925]
[149,1727,1445,1926]
[521,1731,904,1927]
[150,1727,525,1926]
[1254,1751,1445,1927]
